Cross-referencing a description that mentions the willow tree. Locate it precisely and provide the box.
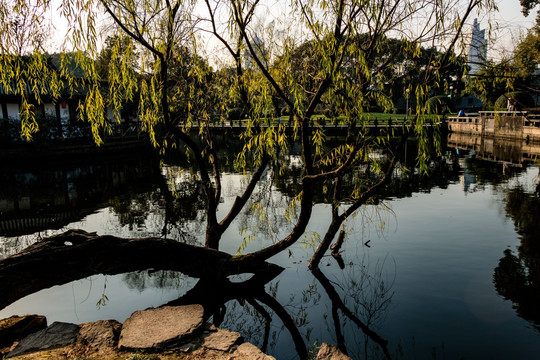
[0,0,496,285]
[200,0,496,268]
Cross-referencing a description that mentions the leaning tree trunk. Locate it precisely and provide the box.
[0,229,283,311]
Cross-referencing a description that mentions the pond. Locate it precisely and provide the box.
[1,135,539,360]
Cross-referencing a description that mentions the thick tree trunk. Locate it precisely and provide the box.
[0,229,283,311]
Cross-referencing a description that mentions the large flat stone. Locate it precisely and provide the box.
[201,328,242,351]
[0,315,47,347]
[316,343,351,360]
[6,321,79,358]
[119,304,204,350]
[78,320,121,348]
[230,342,276,359]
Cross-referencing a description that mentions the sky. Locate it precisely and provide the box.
[483,0,538,59]
[45,0,538,61]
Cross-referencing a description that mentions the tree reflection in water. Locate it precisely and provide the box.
[107,163,207,245]
[122,270,193,293]
[4,137,540,359]
[200,255,394,359]
[117,265,392,359]
[494,181,540,332]
[452,152,540,333]
[84,148,540,358]
[311,261,393,359]
[116,242,395,360]
[0,139,450,359]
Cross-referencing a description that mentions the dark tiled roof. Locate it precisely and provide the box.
[0,54,90,98]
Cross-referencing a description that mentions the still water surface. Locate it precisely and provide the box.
[1,138,539,359]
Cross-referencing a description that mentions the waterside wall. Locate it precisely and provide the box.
[447,111,540,141]
[447,132,540,164]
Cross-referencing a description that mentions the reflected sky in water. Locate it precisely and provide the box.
[1,142,540,360]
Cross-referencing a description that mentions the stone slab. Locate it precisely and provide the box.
[201,328,242,351]
[78,320,121,348]
[316,343,352,360]
[7,321,79,358]
[118,304,204,350]
[0,315,47,347]
[231,342,276,359]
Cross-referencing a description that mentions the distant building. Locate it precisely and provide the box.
[0,55,84,126]
[464,19,487,75]
[0,55,138,140]
[243,35,268,70]
[0,85,74,124]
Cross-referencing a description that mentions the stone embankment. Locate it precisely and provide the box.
[0,305,350,360]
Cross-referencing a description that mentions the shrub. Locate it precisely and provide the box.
[425,95,454,114]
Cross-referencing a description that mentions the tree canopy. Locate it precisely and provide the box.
[0,0,496,271]
[520,0,540,28]
[465,59,517,106]
[514,28,540,77]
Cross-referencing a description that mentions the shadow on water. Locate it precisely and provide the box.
[164,275,311,359]
[0,230,393,359]
[1,133,540,359]
[0,149,162,238]
[493,183,540,332]
[449,136,540,334]
[116,256,395,360]
[310,266,393,359]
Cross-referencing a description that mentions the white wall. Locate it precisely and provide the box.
[6,103,20,120]
[44,103,56,117]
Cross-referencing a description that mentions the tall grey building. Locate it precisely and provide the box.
[465,18,487,74]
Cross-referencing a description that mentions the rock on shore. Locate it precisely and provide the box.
[1,305,351,359]
[0,305,275,359]
[0,315,47,348]
[119,305,205,350]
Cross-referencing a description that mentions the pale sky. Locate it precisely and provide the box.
[45,0,538,61]
[483,0,538,59]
